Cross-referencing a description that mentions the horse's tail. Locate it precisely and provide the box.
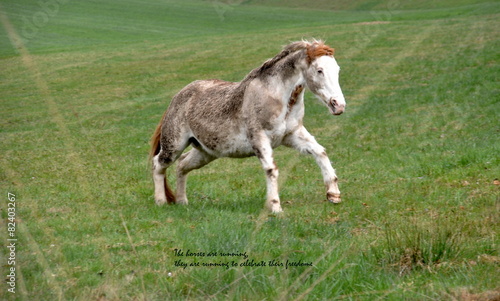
[149,111,166,161]
[149,112,176,204]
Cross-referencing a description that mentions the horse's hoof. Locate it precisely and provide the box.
[271,207,283,214]
[329,198,341,204]
[155,198,167,206]
[269,199,283,213]
[176,199,188,205]
[327,193,341,204]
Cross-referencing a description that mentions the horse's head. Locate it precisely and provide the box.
[303,42,346,115]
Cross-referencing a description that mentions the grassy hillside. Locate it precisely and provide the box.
[244,0,497,10]
[1,0,499,300]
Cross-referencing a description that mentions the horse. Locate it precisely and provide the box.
[149,40,346,213]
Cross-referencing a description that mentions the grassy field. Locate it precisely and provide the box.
[1,0,499,300]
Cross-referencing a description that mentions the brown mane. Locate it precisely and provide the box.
[306,41,335,63]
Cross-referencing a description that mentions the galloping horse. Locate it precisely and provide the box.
[150,40,346,213]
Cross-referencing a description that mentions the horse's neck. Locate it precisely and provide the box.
[279,70,306,101]
[244,56,307,103]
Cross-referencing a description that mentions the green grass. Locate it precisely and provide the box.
[1,0,499,300]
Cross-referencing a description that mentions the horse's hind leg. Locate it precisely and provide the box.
[152,154,175,205]
[152,132,190,205]
[176,148,215,205]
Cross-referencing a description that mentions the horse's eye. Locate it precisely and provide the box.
[317,69,323,75]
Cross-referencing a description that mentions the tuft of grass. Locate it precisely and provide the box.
[371,218,465,275]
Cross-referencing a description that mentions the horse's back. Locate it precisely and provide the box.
[166,79,253,157]
[169,79,239,111]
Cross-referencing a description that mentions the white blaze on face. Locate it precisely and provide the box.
[307,55,346,115]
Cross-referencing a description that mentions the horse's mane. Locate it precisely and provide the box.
[241,40,335,83]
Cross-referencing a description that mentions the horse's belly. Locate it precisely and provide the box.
[194,130,255,158]
[221,132,255,158]
[192,123,289,158]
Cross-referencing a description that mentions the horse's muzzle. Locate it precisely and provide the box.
[329,99,345,115]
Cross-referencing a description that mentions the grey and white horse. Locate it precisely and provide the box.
[150,40,346,213]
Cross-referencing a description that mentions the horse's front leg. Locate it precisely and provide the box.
[252,133,283,213]
[283,126,341,203]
